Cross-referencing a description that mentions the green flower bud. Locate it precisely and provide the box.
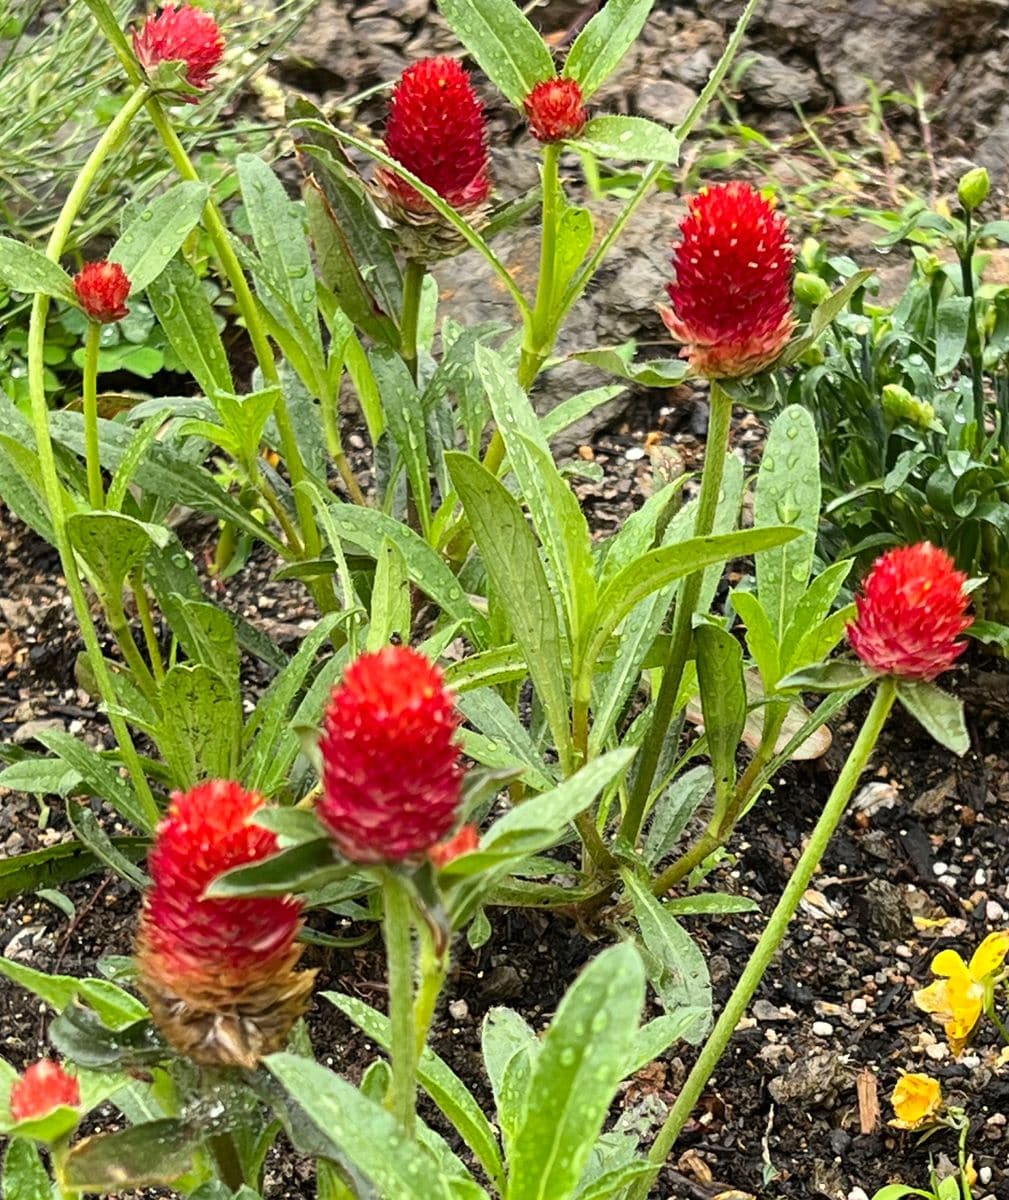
[882,383,935,430]
[957,166,990,213]
[794,272,831,306]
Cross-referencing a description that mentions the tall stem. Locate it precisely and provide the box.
[82,320,104,508]
[628,679,897,1200]
[959,214,986,456]
[26,82,158,830]
[400,258,426,383]
[382,872,417,1136]
[619,382,734,849]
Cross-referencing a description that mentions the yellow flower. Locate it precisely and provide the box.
[889,1073,943,1130]
[913,931,1009,1054]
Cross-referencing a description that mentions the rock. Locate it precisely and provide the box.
[635,79,697,126]
[12,718,65,746]
[737,52,828,110]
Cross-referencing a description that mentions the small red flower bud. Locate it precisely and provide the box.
[133,3,225,100]
[429,823,480,869]
[319,646,464,864]
[9,1060,80,1123]
[136,780,314,1067]
[847,543,972,681]
[72,260,131,324]
[524,78,588,143]
[659,182,795,379]
[378,56,491,214]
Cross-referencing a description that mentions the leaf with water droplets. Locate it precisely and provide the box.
[572,116,679,162]
[0,235,74,300]
[110,181,208,292]
[437,0,554,109]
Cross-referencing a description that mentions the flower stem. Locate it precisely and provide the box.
[628,679,897,1200]
[413,922,447,1058]
[619,381,734,850]
[400,258,426,383]
[26,81,158,830]
[131,568,165,684]
[82,320,104,508]
[382,871,417,1135]
[958,212,986,456]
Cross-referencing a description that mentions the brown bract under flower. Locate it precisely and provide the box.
[524,77,588,143]
[847,542,972,680]
[660,181,795,379]
[135,780,314,1068]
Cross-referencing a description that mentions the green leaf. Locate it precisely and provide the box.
[456,690,555,792]
[777,661,874,692]
[447,451,571,763]
[563,0,655,98]
[0,838,148,903]
[106,410,169,512]
[66,801,149,889]
[730,589,780,690]
[1,1106,80,1144]
[626,1010,713,1074]
[779,559,853,675]
[781,269,875,364]
[577,1163,654,1200]
[0,958,147,1029]
[62,1120,197,1190]
[34,727,154,833]
[0,236,73,300]
[553,204,594,302]
[66,511,171,599]
[146,256,234,399]
[643,765,712,870]
[2,1138,51,1200]
[506,943,645,1200]
[237,153,322,356]
[156,664,241,788]
[324,992,505,1193]
[695,624,746,807]
[206,839,345,898]
[168,596,240,688]
[661,892,758,915]
[368,538,414,652]
[109,181,209,292]
[623,871,711,1041]
[574,116,679,162]
[584,525,802,670]
[572,343,689,388]
[934,294,973,377]
[754,405,820,642]
[0,757,81,797]
[371,347,431,531]
[897,680,969,756]
[437,0,555,108]
[266,1053,468,1200]
[481,1007,539,1152]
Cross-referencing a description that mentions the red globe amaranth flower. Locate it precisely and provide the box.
[847,543,972,681]
[524,77,588,143]
[136,780,314,1067]
[9,1061,80,1122]
[429,823,480,869]
[133,3,225,100]
[319,646,463,863]
[659,182,795,378]
[73,260,131,324]
[378,56,491,214]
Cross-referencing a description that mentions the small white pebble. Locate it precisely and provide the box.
[895,944,913,960]
[849,1188,870,1200]
[979,1166,992,1184]
[961,1054,981,1069]
[624,446,645,461]
[812,1021,834,1037]
[987,901,1005,922]
[933,862,949,875]
[975,868,987,886]
[925,1042,949,1061]
[850,997,868,1015]
[448,999,469,1021]
[940,874,958,889]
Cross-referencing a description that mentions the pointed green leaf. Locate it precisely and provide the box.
[437,0,555,108]
[564,0,655,98]
[110,181,208,292]
[156,663,241,788]
[146,256,234,399]
[0,236,73,300]
[62,1120,197,1190]
[897,680,969,756]
[573,116,679,162]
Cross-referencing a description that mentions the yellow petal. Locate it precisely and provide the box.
[890,1073,943,1129]
[930,948,969,979]
[968,931,1009,980]
[914,979,952,1017]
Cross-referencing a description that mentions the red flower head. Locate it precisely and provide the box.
[9,1061,80,1123]
[135,780,315,1068]
[73,260,131,324]
[378,56,491,215]
[659,182,795,379]
[319,646,464,863]
[524,77,588,143]
[847,542,972,681]
[133,3,225,100]
[429,823,480,870]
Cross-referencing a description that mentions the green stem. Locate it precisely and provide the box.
[106,600,159,704]
[82,320,104,508]
[413,923,447,1058]
[382,871,417,1136]
[629,679,897,1200]
[959,214,986,456]
[400,258,426,383]
[619,382,734,849]
[26,81,158,831]
[208,1131,246,1192]
[131,569,165,684]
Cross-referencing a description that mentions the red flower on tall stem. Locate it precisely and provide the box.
[133,3,225,100]
[9,1061,80,1123]
[135,780,314,1067]
[319,646,464,863]
[524,78,588,143]
[660,182,795,378]
[847,542,972,681]
[73,260,131,324]
[378,56,491,214]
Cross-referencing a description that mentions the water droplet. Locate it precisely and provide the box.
[559,1047,576,1066]
[786,453,799,469]
[141,210,154,222]
[785,425,799,440]
[776,501,799,523]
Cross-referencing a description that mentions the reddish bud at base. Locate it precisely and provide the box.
[429,823,480,869]
[319,646,464,864]
[847,543,972,681]
[660,182,795,379]
[133,3,225,99]
[10,1060,80,1122]
[378,56,491,216]
[136,780,314,1068]
[524,78,588,143]
[73,261,131,324]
